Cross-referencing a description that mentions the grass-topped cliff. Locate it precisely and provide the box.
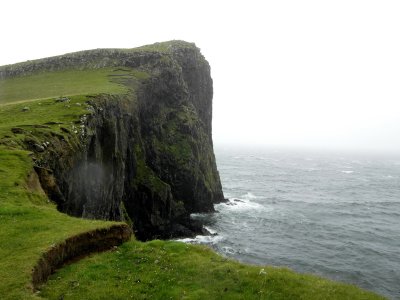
[0,41,385,299]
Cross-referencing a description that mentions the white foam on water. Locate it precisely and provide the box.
[223,192,233,199]
[243,192,258,199]
[190,212,210,220]
[341,170,354,174]
[215,197,273,213]
[176,234,224,245]
[204,226,218,235]
[221,246,236,255]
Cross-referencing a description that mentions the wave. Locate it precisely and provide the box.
[341,170,354,174]
[176,234,224,245]
[190,212,211,221]
[215,196,271,213]
[243,192,258,199]
[204,226,217,235]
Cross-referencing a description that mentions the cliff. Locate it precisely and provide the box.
[0,41,224,240]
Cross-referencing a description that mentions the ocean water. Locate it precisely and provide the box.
[180,146,400,299]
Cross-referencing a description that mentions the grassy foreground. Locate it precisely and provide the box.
[0,148,121,299]
[0,49,386,299]
[39,240,384,300]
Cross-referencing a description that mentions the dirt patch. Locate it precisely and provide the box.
[32,224,132,290]
[25,169,46,195]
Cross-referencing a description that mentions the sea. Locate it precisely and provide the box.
[179,146,400,299]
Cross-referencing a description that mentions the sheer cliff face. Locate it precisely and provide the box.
[23,42,224,240]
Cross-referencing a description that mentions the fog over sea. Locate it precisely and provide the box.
[179,146,400,299]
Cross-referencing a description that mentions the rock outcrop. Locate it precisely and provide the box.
[2,41,224,240]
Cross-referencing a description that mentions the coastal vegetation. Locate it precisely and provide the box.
[40,239,384,300]
[0,68,137,104]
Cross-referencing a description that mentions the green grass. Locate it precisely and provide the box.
[0,148,120,300]
[39,239,384,300]
[0,95,89,141]
[0,67,147,104]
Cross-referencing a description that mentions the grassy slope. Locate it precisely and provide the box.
[0,95,88,139]
[40,240,384,300]
[0,148,119,300]
[0,67,134,299]
[0,68,145,104]
[0,45,386,300]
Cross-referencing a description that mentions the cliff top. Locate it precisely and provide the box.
[0,40,200,79]
[0,40,205,105]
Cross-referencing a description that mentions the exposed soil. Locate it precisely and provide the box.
[32,224,132,290]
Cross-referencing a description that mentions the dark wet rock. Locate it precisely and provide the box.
[60,127,71,133]
[44,121,63,125]
[34,166,66,208]
[55,97,70,102]
[33,144,45,152]
[233,199,244,203]
[11,127,24,134]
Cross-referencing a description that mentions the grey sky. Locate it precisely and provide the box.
[1,0,400,153]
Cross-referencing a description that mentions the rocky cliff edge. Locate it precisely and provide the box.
[0,41,224,240]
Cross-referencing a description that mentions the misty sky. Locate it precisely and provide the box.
[1,0,400,153]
